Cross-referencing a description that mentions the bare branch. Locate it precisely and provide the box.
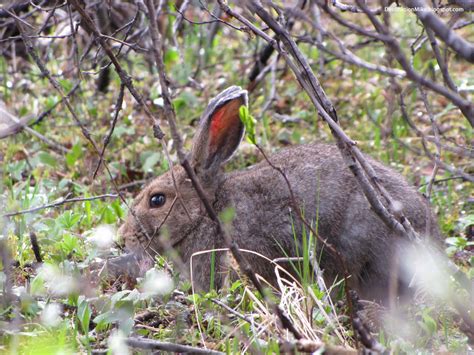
[331,0,382,14]
[0,82,80,140]
[404,0,474,63]
[2,194,119,218]
[68,0,165,139]
[93,84,125,178]
[354,0,474,126]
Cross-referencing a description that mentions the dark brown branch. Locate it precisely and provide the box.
[248,0,307,88]
[29,232,43,263]
[350,291,386,352]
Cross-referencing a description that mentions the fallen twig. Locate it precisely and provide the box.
[279,339,356,354]
[0,81,81,140]
[126,337,224,354]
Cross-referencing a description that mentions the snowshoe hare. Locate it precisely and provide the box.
[119,86,441,302]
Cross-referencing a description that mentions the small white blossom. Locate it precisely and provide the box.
[38,264,78,296]
[108,330,130,355]
[88,225,115,250]
[41,303,62,327]
[153,97,164,107]
[142,269,173,296]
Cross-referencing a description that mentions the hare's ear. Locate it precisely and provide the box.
[191,86,248,175]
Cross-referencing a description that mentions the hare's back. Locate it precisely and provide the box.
[247,142,438,238]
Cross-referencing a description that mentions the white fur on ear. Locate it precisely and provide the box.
[202,86,249,121]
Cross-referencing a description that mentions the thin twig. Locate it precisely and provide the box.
[68,0,165,139]
[0,82,81,143]
[93,83,125,178]
[2,194,118,218]
[354,0,473,126]
[29,232,43,263]
[211,298,255,324]
[331,0,382,14]
[404,0,474,63]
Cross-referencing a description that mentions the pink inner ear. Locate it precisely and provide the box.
[209,98,242,154]
[210,105,227,147]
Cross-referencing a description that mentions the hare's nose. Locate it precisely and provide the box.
[124,235,140,253]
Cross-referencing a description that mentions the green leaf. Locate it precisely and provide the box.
[219,207,235,224]
[164,48,179,65]
[38,151,58,168]
[45,96,59,110]
[142,152,161,172]
[459,214,474,229]
[59,79,73,92]
[420,310,437,335]
[66,143,83,168]
[77,296,92,334]
[60,233,80,256]
[58,210,81,229]
[239,105,256,144]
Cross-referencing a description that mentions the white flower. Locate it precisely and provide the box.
[88,225,115,250]
[38,264,78,296]
[108,330,130,355]
[41,303,62,327]
[142,269,173,296]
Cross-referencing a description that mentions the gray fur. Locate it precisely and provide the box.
[119,86,441,302]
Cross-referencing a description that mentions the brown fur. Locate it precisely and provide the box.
[119,86,441,302]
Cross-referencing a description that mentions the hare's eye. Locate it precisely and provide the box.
[150,193,166,208]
